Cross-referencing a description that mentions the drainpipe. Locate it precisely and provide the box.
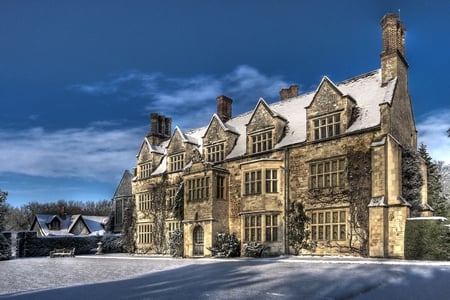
[283,148,290,254]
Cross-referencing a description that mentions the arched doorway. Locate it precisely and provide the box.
[193,225,204,256]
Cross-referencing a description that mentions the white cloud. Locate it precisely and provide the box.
[0,126,144,181]
[72,65,290,111]
[71,65,291,130]
[417,109,450,164]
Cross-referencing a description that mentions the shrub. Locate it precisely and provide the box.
[405,217,449,260]
[168,229,184,258]
[207,232,240,257]
[0,233,11,260]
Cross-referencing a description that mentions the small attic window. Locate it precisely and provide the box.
[313,113,341,140]
[206,143,225,163]
[251,130,273,154]
[48,218,61,230]
[169,153,184,172]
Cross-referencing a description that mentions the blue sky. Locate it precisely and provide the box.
[1,0,449,207]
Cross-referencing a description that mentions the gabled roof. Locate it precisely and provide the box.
[203,114,239,138]
[246,98,288,126]
[148,69,396,162]
[113,170,132,199]
[31,214,108,236]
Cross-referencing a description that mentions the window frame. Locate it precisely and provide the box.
[310,209,347,242]
[139,162,152,179]
[243,168,279,196]
[186,176,210,202]
[206,142,225,163]
[244,170,262,195]
[216,175,226,200]
[313,113,341,140]
[169,153,184,172]
[251,130,273,154]
[137,223,153,245]
[310,157,346,189]
[243,213,279,242]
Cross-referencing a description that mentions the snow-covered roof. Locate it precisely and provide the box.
[32,214,108,236]
[151,69,395,164]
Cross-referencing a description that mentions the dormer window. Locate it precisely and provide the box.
[313,113,341,140]
[251,130,273,153]
[48,218,60,230]
[206,143,224,163]
[169,153,184,172]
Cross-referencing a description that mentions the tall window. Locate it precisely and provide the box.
[313,113,341,140]
[310,158,345,189]
[216,175,226,200]
[207,143,225,162]
[244,214,279,242]
[265,215,278,241]
[186,177,210,201]
[166,188,177,209]
[140,162,152,179]
[138,192,152,211]
[244,215,262,242]
[170,153,184,172]
[166,221,181,238]
[251,130,273,153]
[137,223,152,244]
[310,209,346,241]
[244,169,278,195]
[244,170,262,195]
[265,169,278,193]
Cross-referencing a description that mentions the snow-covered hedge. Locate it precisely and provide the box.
[15,231,125,257]
[404,217,449,260]
[0,232,12,260]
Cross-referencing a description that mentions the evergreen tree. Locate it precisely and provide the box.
[0,190,10,260]
[402,147,423,217]
[287,201,314,255]
[418,144,447,216]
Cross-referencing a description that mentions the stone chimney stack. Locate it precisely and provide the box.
[217,95,233,123]
[380,13,408,85]
[147,113,172,145]
[280,85,299,100]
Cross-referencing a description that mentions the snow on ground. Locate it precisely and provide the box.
[1,255,450,299]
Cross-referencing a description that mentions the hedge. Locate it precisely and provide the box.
[404,217,449,260]
[15,231,125,257]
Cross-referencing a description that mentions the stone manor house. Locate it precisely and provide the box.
[130,14,430,258]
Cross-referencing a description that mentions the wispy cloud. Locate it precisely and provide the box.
[71,65,290,128]
[417,109,450,164]
[0,126,144,181]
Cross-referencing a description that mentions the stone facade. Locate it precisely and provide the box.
[132,14,429,258]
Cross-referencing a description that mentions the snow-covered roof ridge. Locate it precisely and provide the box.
[154,68,395,160]
[203,114,239,137]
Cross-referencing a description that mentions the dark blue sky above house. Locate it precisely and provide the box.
[1,0,449,206]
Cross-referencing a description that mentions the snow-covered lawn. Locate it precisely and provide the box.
[1,255,449,299]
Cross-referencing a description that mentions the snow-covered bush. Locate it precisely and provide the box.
[168,229,183,258]
[207,232,240,257]
[0,233,11,260]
